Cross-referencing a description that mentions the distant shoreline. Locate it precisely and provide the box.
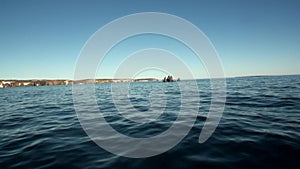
[1,73,298,81]
[0,78,159,88]
[0,74,299,88]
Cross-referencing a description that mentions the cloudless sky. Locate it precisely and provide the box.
[0,0,299,79]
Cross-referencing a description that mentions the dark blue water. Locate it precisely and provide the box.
[1,75,300,169]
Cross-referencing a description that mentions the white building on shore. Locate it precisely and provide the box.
[2,81,12,85]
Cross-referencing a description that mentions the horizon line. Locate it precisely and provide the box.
[0,73,299,81]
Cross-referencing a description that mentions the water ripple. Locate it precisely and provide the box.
[0,75,299,169]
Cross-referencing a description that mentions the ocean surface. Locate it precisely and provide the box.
[1,75,300,169]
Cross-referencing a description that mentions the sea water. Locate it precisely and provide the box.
[0,75,299,169]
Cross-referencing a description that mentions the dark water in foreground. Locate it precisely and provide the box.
[1,75,300,169]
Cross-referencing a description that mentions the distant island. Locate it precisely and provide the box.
[0,78,159,88]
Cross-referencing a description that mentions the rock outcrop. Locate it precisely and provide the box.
[162,76,181,82]
[163,75,174,82]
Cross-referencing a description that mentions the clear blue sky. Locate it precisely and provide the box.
[0,0,299,79]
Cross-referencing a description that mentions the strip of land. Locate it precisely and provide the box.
[0,78,159,88]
